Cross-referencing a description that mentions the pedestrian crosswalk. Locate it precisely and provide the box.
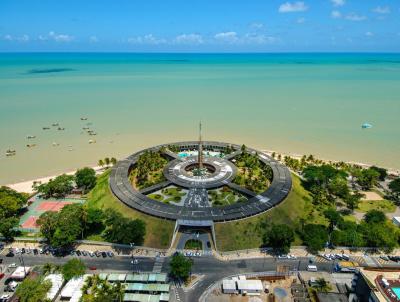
[152,256,164,273]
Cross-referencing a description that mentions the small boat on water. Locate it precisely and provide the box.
[81,117,88,120]
[52,142,59,147]
[42,127,50,130]
[27,135,36,139]
[88,139,96,144]
[362,123,373,129]
[68,148,74,151]
[89,132,97,136]
[26,144,36,148]
[57,127,65,131]
[6,149,16,156]
[82,127,90,130]
[52,123,59,127]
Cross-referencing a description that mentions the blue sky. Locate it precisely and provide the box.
[0,0,399,52]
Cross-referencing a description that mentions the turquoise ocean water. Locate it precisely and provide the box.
[0,53,399,184]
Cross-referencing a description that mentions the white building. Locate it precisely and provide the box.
[61,275,90,301]
[10,266,31,279]
[236,280,263,294]
[392,217,400,226]
[44,274,63,301]
[222,279,237,294]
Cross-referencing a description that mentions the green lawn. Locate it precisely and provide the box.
[86,170,174,248]
[148,187,186,204]
[215,174,319,251]
[208,187,245,207]
[356,199,396,213]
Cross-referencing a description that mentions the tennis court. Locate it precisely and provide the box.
[18,196,84,232]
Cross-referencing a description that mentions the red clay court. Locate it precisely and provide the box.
[36,201,73,212]
[21,216,39,229]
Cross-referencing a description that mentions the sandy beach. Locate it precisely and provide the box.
[5,165,109,194]
[4,150,399,194]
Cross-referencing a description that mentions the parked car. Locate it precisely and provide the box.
[76,250,82,256]
[5,251,14,257]
[95,251,101,257]
[107,251,114,257]
[0,294,10,302]
[8,263,17,268]
[380,255,390,261]
[101,252,107,258]
[82,251,88,256]
[89,251,95,257]
[0,273,5,280]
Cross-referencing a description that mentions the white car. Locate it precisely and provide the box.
[8,263,17,268]
[0,294,10,302]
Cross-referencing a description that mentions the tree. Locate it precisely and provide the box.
[111,157,117,166]
[360,222,398,252]
[323,208,343,234]
[98,159,104,167]
[62,258,86,281]
[344,192,364,211]
[103,209,146,245]
[302,224,329,253]
[389,178,400,199]
[0,193,26,218]
[356,168,379,190]
[81,275,125,302]
[104,157,110,166]
[328,176,349,199]
[16,277,52,302]
[84,207,104,235]
[370,166,387,181]
[0,217,18,240]
[75,167,97,193]
[169,253,193,281]
[313,278,331,292]
[364,210,386,224]
[37,204,84,248]
[263,224,294,254]
[35,174,75,198]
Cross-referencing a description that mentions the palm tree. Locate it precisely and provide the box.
[111,157,117,166]
[104,157,110,166]
[313,278,331,292]
[98,159,104,167]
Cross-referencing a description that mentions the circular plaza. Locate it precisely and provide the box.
[109,141,292,222]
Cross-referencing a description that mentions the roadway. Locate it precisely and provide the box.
[0,253,335,301]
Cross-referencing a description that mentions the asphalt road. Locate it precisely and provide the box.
[0,253,335,301]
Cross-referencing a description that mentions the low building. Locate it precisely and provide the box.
[236,279,263,294]
[60,275,90,302]
[44,274,63,301]
[222,279,237,294]
[10,266,31,280]
[392,216,400,227]
[316,292,348,302]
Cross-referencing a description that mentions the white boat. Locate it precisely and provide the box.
[362,123,372,129]
[27,135,36,139]
[52,142,59,147]
[88,139,96,144]
[80,117,88,120]
[6,149,16,156]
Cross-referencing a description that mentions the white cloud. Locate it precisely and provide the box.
[214,31,239,43]
[49,32,74,42]
[372,6,390,14]
[365,31,374,37]
[2,34,29,42]
[331,10,342,19]
[243,33,277,44]
[174,33,203,45]
[250,22,264,29]
[89,36,98,43]
[279,2,308,13]
[330,0,345,7]
[127,34,166,45]
[345,13,367,21]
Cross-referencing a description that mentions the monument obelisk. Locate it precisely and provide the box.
[198,121,203,171]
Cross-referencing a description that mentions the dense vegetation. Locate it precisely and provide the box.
[34,167,97,198]
[15,277,52,302]
[129,150,168,190]
[169,253,193,282]
[0,186,28,240]
[232,145,273,193]
[37,203,146,248]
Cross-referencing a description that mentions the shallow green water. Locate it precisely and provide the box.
[0,53,399,184]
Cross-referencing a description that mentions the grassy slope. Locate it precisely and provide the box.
[357,199,396,213]
[215,174,316,251]
[86,170,174,248]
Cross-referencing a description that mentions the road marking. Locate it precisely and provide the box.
[152,256,164,273]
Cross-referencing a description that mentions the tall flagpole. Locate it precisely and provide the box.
[198,121,203,170]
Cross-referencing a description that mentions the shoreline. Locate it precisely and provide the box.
[4,165,109,194]
[4,151,399,194]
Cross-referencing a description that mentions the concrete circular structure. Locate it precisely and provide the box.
[163,156,237,189]
[109,141,292,222]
